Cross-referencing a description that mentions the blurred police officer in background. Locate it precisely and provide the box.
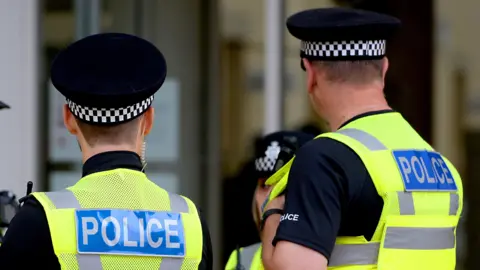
[261,8,463,270]
[224,131,314,270]
[221,123,322,266]
[0,33,213,269]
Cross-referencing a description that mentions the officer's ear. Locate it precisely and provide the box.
[303,59,316,95]
[63,104,79,135]
[142,107,154,136]
[382,57,389,80]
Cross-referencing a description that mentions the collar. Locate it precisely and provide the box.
[338,109,395,129]
[82,151,143,177]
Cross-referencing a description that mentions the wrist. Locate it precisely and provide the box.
[260,208,283,231]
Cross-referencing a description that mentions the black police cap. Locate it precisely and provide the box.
[287,8,401,66]
[254,131,315,178]
[0,101,9,110]
[51,33,167,125]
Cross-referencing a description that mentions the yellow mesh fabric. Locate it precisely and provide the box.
[71,169,171,210]
[36,169,202,270]
[35,192,57,210]
[58,254,79,269]
[100,255,161,270]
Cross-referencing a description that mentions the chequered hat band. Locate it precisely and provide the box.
[255,156,277,172]
[301,40,386,58]
[66,95,154,124]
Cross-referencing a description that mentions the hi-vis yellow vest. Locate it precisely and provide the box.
[265,112,463,270]
[225,243,263,270]
[32,169,203,270]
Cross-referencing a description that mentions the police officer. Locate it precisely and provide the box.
[260,8,463,270]
[224,131,314,270]
[0,33,213,269]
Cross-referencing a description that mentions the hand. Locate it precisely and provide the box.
[265,194,285,212]
[255,185,272,219]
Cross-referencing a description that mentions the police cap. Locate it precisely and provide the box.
[254,131,314,178]
[0,101,9,110]
[51,33,167,125]
[286,8,401,68]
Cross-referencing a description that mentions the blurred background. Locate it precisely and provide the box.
[0,0,476,269]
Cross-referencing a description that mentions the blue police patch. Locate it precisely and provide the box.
[75,209,185,257]
[392,150,457,191]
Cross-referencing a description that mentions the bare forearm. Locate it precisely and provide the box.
[261,214,283,270]
[261,215,329,270]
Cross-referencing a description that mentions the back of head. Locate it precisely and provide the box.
[50,33,167,153]
[75,117,142,147]
[286,8,401,129]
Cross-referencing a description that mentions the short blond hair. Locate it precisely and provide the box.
[313,59,384,84]
[76,117,142,147]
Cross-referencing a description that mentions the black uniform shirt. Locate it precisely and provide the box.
[273,111,393,259]
[0,151,213,270]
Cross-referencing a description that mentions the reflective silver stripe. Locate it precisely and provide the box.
[77,254,103,270]
[398,192,415,215]
[449,193,459,215]
[240,243,261,268]
[169,193,189,213]
[45,190,81,209]
[398,191,459,216]
[159,257,183,269]
[330,226,455,266]
[384,227,455,249]
[336,128,387,151]
[46,190,191,213]
[329,243,379,266]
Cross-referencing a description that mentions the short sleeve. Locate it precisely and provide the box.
[273,138,348,259]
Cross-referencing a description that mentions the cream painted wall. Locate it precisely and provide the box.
[221,0,332,161]
[433,0,480,172]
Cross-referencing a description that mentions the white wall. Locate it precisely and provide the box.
[0,1,40,197]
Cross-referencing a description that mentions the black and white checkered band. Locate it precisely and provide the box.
[301,40,386,59]
[255,156,278,172]
[255,141,281,173]
[66,95,154,124]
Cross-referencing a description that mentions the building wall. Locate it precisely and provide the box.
[221,0,332,167]
[0,1,40,197]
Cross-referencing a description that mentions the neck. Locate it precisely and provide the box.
[321,82,391,131]
[81,144,139,164]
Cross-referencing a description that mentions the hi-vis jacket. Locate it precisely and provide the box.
[32,168,203,270]
[265,112,463,270]
[225,243,263,270]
